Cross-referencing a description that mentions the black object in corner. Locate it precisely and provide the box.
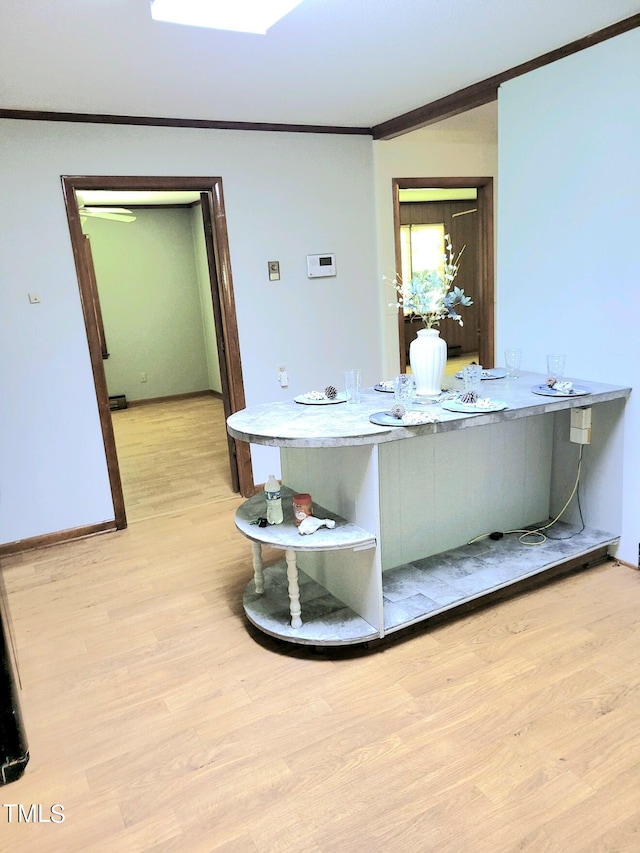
[0,589,29,784]
[109,395,128,411]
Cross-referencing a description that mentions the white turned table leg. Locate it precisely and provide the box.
[285,548,302,628]
[251,541,264,594]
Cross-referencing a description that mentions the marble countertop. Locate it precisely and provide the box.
[226,371,631,448]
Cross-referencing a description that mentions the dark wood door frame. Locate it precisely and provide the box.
[392,177,494,371]
[62,175,254,531]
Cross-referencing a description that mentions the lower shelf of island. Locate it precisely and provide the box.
[235,484,376,552]
[242,522,618,647]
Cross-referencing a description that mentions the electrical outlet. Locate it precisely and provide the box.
[140,372,147,383]
[570,407,591,444]
[570,407,592,430]
[570,426,591,444]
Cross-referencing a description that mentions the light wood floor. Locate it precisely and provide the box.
[445,351,478,376]
[405,352,478,378]
[111,395,235,523]
[2,399,640,851]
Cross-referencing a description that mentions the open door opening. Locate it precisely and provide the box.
[62,175,254,531]
[392,177,494,372]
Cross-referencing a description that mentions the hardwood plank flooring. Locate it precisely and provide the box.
[111,395,234,523]
[3,516,640,850]
[445,351,478,376]
[405,352,478,378]
[2,395,640,850]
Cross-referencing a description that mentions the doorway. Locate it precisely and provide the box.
[392,177,494,371]
[62,175,254,530]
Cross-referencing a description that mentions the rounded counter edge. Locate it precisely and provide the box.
[226,421,402,448]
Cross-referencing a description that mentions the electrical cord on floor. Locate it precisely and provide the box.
[468,444,585,547]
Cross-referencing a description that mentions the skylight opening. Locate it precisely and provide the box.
[150,0,304,35]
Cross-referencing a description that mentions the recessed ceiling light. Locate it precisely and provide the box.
[150,0,305,35]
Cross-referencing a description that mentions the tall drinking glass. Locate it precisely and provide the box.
[462,363,483,393]
[393,373,415,408]
[546,354,566,379]
[344,369,362,404]
[504,348,522,379]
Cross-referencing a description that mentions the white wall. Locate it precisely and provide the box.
[84,208,209,401]
[498,28,639,564]
[373,112,498,378]
[0,121,378,545]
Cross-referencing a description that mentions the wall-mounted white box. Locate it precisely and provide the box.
[307,253,336,278]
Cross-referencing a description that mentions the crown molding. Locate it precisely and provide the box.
[372,12,640,139]
[0,108,372,136]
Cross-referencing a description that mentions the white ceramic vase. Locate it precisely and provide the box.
[410,328,447,396]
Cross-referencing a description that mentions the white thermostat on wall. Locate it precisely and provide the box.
[307,253,336,278]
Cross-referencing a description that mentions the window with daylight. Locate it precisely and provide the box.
[399,224,445,315]
[150,0,305,34]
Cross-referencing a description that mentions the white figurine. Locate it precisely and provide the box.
[298,516,336,535]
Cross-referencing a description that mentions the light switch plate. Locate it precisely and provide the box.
[268,261,280,281]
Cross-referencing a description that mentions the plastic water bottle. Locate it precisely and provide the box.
[264,474,284,525]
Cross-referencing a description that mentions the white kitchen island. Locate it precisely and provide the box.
[227,372,630,646]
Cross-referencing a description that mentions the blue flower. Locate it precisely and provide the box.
[387,235,472,328]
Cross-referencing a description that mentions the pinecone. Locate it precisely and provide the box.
[390,404,406,419]
[324,385,338,399]
[460,390,478,404]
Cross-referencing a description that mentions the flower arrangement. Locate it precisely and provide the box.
[388,234,472,328]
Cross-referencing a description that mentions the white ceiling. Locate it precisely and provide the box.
[1,0,638,129]
[77,190,201,207]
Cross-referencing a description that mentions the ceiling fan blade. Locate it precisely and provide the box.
[80,206,137,223]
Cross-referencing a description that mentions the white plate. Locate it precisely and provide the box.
[455,368,508,380]
[374,382,394,393]
[531,384,590,397]
[369,411,437,427]
[441,399,508,414]
[413,395,444,406]
[369,411,404,426]
[294,392,348,405]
